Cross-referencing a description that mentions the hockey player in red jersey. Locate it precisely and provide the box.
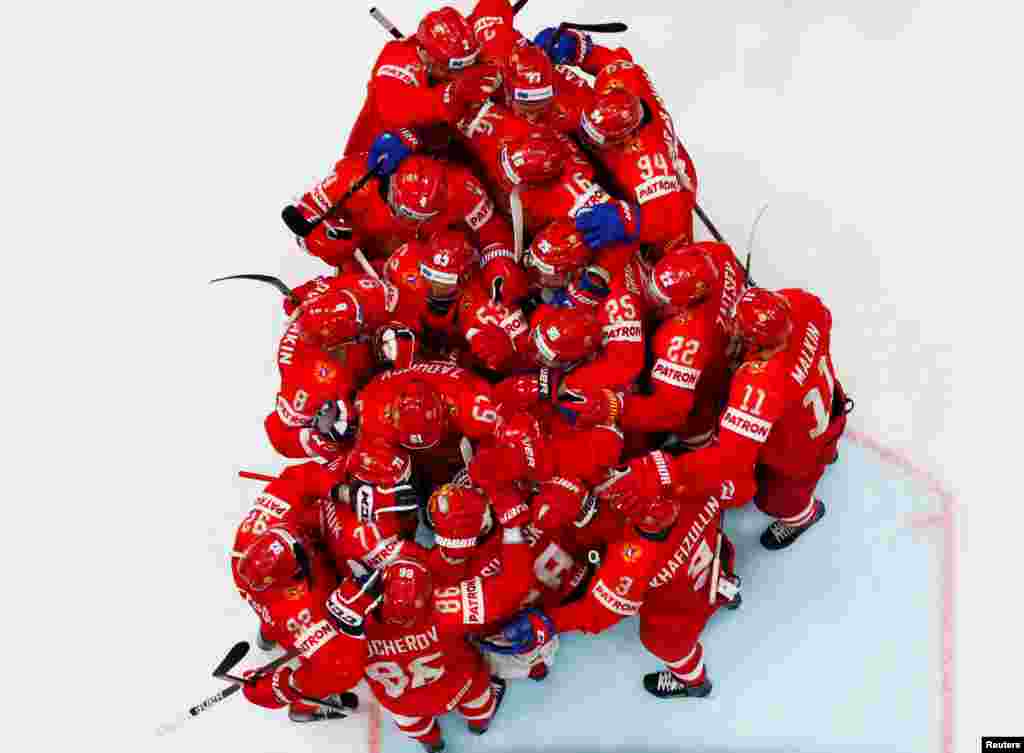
[318,444,422,579]
[382,229,530,363]
[619,241,747,449]
[231,465,368,721]
[533,29,698,250]
[283,153,517,296]
[363,488,533,751]
[487,477,749,700]
[456,117,613,237]
[345,6,502,157]
[265,272,402,462]
[596,286,850,550]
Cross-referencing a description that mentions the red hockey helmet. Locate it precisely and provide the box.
[580,89,644,147]
[391,379,446,450]
[647,242,721,310]
[621,496,680,537]
[381,556,433,626]
[504,45,555,118]
[297,288,364,348]
[734,288,793,352]
[530,306,602,368]
[524,220,593,288]
[499,132,566,188]
[416,7,480,76]
[389,155,447,223]
[428,483,493,563]
[420,230,477,302]
[237,528,309,593]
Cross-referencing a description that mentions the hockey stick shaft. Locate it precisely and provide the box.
[308,160,383,232]
[512,0,529,13]
[694,202,724,242]
[353,249,381,280]
[155,648,297,736]
[369,7,403,39]
[562,21,628,33]
[239,470,277,483]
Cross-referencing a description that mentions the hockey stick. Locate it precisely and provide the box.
[283,158,384,238]
[353,249,381,280]
[239,470,277,483]
[209,274,301,306]
[694,203,724,243]
[369,7,402,39]
[512,0,530,13]
[154,642,296,736]
[561,21,628,33]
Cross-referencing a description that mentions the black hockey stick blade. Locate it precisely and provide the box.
[563,21,628,33]
[213,641,250,678]
[209,273,300,304]
[512,0,530,13]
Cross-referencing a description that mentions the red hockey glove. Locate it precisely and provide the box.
[532,477,591,532]
[466,324,515,371]
[490,486,531,528]
[556,386,622,427]
[301,428,346,462]
[242,666,298,710]
[373,322,418,369]
[482,256,530,305]
[443,64,503,122]
[594,450,676,511]
[299,220,359,268]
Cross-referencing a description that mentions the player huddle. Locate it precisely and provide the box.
[220,2,853,750]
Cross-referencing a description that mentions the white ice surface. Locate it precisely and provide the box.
[9,0,998,751]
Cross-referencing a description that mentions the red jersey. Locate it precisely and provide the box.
[363,538,533,717]
[264,274,395,461]
[621,243,746,441]
[230,464,340,643]
[678,289,840,484]
[549,244,651,394]
[455,105,613,235]
[345,39,452,156]
[296,154,514,268]
[354,359,501,452]
[581,47,698,248]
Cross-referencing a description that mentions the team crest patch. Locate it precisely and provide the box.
[622,543,643,563]
[285,585,305,600]
[314,360,337,383]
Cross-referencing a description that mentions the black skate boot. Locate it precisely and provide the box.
[643,670,712,699]
[287,692,358,723]
[256,625,277,652]
[467,677,507,735]
[760,499,826,551]
[420,740,445,753]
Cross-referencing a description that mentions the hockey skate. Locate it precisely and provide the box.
[256,625,277,652]
[287,692,358,723]
[467,677,507,735]
[643,670,712,699]
[761,499,826,550]
[419,739,445,753]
